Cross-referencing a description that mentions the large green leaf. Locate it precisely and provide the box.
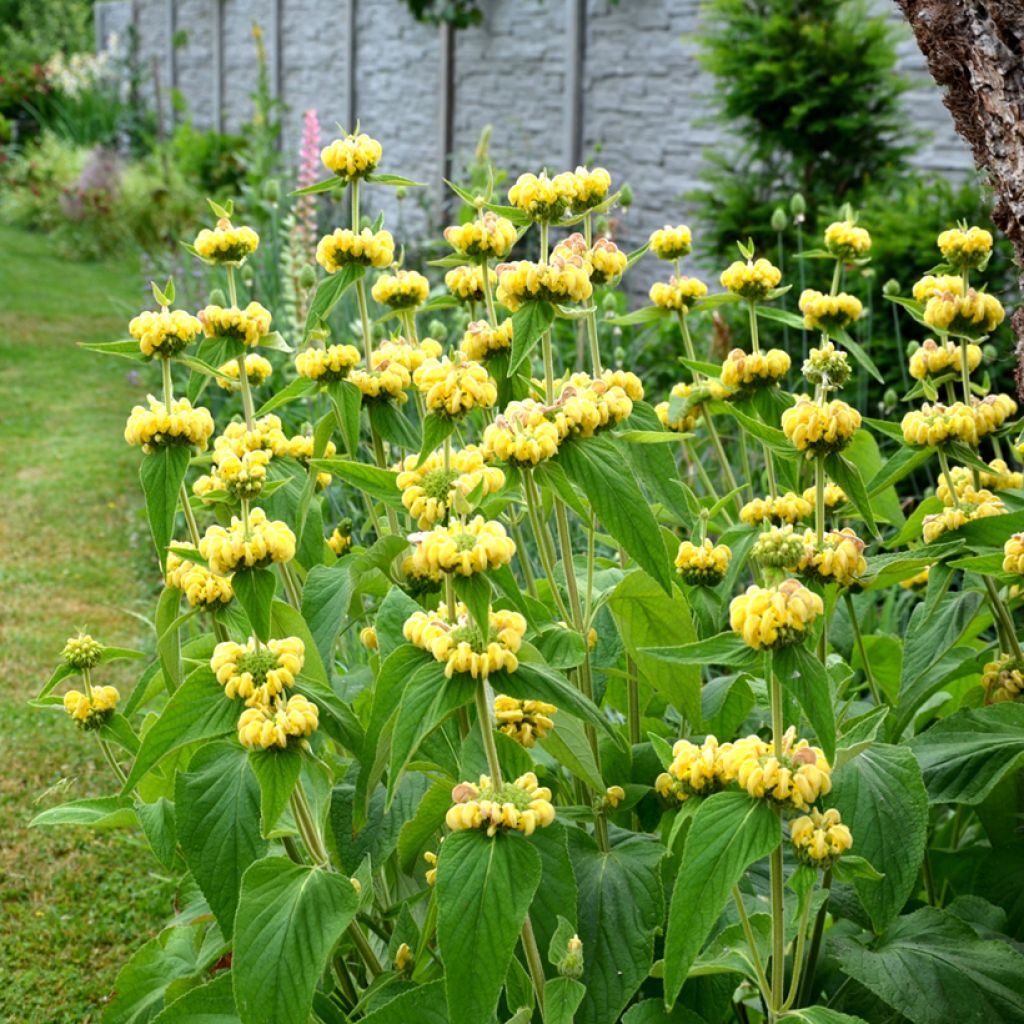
[139,444,191,568]
[622,1001,709,1023]
[909,704,1024,805]
[643,631,760,671]
[663,791,780,1006]
[325,379,362,455]
[151,971,238,1023]
[30,795,137,830]
[232,567,277,642]
[104,923,212,1024]
[176,742,266,938]
[122,667,238,792]
[500,660,615,738]
[358,981,449,1023]
[825,451,877,536]
[509,301,555,372]
[313,458,403,508]
[528,823,579,971]
[620,401,695,526]
[543,978,586,1024]
[835,905,1024,1024]
[830,743,928,933]
[557,435,673,593]
[609,570,700,725]
[436,830,543,1024]
[304,263,365,337]
[774,644,836,760]
[568,830,665,1024]
[779,1010,867,1024]
[248,746,302,836]
[233,857,360,1024]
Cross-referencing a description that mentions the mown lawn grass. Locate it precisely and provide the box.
[0,227,171,1022]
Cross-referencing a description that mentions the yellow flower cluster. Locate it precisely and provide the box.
[212,414,289,460]
[328,524,352,557]
[217,353,273,390]
[936,462,1022,505]
[1004,533,1024,575]
[482,399,561,466]
[424,850,438,886]
[199,302,272,346]
[923,288,1004,338]
[802,341,852,390]
[937,225,992,270]
[407,516,515,577]
[752,524,806,568]
[606,786,625,809]
[459,318,513,362]
[796,527,867,588]
[166,550,232,607]
[729,578,824,650]
[494,695,557,747]
[568,165,612,212]
[912,274,964,302]
[316,227,395,272]
[649,224,692,260]
[320,131,382,179]
[740,492,812,526]
[443,212,518,259]
[62,633,104,670]
[798,290,863,332]
[649,275,709,313]
[129,308,202,358]
[656,380,730,432]
[656,735,727,802]
[790,808,853,867]
[371,269,430,309]
[824,220,871,259]
[295,343,361,382]
[211,636,304,703]
[446,773,555,836]
[781,396,861,456]
[507,171,577,221]
[675,539,731,586]
[395,446,505,528]
[588,237,628,284]
[725,728,832,812]
[901,395,1017,448]
[801,482,847,509]
[908,338,982,381]
[445,264,498,303]
[982,654,1024,704]
[284,433,334,490]
[63,685,119,729]
[922,498,1005,544]
[403,601,527,679]
[124,396,215,453]
[413,356,498,418]
[549,371,638,439]
[720,347,791,391]
[195,447,272,500]
[360,625,378,650]
[720,258,782,300]
[496,255,593,311]
[377,335,442,372]
[193,217,259,264]
[238,694,319,750]
[199,507,296,575]
[349,351,412,403]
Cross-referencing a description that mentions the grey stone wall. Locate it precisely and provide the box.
[106,0,972,256]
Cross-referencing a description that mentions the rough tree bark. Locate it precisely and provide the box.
[894,0,1024,398]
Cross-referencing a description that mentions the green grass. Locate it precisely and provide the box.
[0,228,171,1022]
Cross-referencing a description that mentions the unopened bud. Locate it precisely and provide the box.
[602,293,618,313]
[883,278,901,297]
[619,184,633,208]
[982,343,997,363]
[262,178,280,203]
[209,287,226,306]
[559,934,584,979]
[771,207,788,232]
[790,193,806,217]
[883,387,897,407]
[299,264,317,290]
[428,319,447,341]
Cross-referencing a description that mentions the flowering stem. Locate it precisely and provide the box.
[236,356,256,430]
[814,456,826,546]
[508,516,539,599]
[781,893,815,1012]
[98,737,128,785]
[843,592,881,704]
[160,356,174,408]
[226,265,238,307]
[796,869,832,1007]
[958,336,973,405]
[732,886,772,1006]
[474,680,502,787]
[290,784,328,866]
[769,838,786,1016]
[179,483,202,548]
[480,257,498,329]
[523,471,572,623]
[281,562,304,608]
[585,308,603,376]
[371,431,401,535]
[982,575,1023,661]
[445,573,458,625]
[829,259,842,297]
[520,915,547,1015]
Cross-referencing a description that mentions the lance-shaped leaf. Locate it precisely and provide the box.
[508,301,555,373]
[139,445,191,569]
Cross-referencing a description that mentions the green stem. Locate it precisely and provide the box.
[98,737,128,785]
[585,308,602,376]
[982,574,1023,661]
[509,516,539,599]
[732,886,772,1006]
[480,256,498,329]
[781,894,815,1012]
[226,264,238,307]
[521,916,547,1015]
[814,455,825,545]
[290,785,329,866]
[475,680,502,787]
[281,561,304,608]
[523,472,571,622]
[371,430,401,534]
[179,483,202,548]
[829,259,842,297]
[161,356,174,408]
[844,592,881,704]
[769,839,785,1015]
[796,870,832,1007]
[236,354,256,430]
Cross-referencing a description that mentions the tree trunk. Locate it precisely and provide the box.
[894,0,1024,396]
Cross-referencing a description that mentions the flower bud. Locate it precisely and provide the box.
[771,207,788,232]
[790,193,806,217]
[619,184,633,208]
[262,178,281,203]
[983,343,997,363]
[558,934,585,979]
[883,387,897,407]
[298,264,317,290]
[883,278,900,297]
[209,287,226,307]
[428,319,447,341]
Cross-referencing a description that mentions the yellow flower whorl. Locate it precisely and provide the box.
[62,633,105,670]
[798,289,863,332]
[446,772,556,836]
[922,497,1005,544]
[371,269,430,309]
[908,338,982,381]
[482,399,561,467]
[494,695,557,747]
[124,395,215,453]
[295,343,361,382]
[982,654,1024,704]
[413,356,498,418]
[649,224,693,260]
[729,578,823,650]
[199,507,296,575]
[675,538,731,586]
[569,165,612,212]
[796,527,867,588]
[824,220,871,259]
[445,264,498,303]
[395,445,505,528]
[443,212,517,259]
[166,550,233,607]
[720,258,782,300]
[781,396,860,457]
[63,685,119,729]
[1003,533,1024,576]
[507,171,577,221]
[649,275,708,313]
[238,693,319,749]
[740,492,812,526]
[496,255,593,311]
[723,728,832,812]
[216,353,273,391]
[193,217,259,264]
[316,227,395,272]
[320,131,382,180]
[408,516,516,577]
[129,308,202,358]
[199,302,272,346]
[801,482,847,510]
[720,347,791,391]
[349,350,413,403]
[211,635,305,703]
[377,335,442,372]
[655,735,728,802]
[937,225,992,270]
[791,808,853,867]
[923,288,1004,338]
[459,318,514,362]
